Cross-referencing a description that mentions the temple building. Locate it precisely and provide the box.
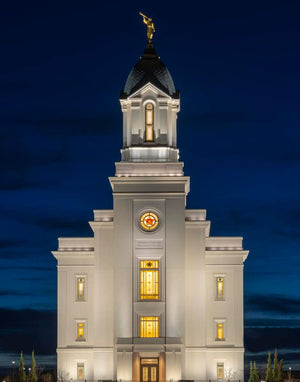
[52,22,249,382]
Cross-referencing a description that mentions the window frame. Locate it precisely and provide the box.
[215,319,226,341]
[139,315,160,338]
[139,259,160,301]
[144,102,154,142]
[75,274,87,302]
[217,363,224,380]
[77,363,85,380]
[216,276,224,301]
[76,320,87,342]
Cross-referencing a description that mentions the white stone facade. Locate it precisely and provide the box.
[52,44,248,382]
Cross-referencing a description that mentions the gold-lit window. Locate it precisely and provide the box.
[140,316,159,338]
[77,322,85,340]
[145,103,154,142]
[77,277,85,300]
[217,363,224,379]
[140,260,159,300]
[216,323,224,340]
[140,212,159,231]
[217,277,224,300]
[77,363,84,380]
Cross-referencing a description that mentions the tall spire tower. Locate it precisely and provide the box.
[52,17,248,382]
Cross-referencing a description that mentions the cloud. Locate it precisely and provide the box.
[0,265,55,272]
[245,327,300,353]
[245,294,300,315]
[0,290,33,297]
[0,308,56,356]
[0,239,26,250]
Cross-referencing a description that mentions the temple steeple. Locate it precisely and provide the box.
[119,44,180,165]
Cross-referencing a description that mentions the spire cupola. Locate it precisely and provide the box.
[119,13,180,165]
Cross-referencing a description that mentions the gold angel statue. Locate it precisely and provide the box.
[139,12,155,43]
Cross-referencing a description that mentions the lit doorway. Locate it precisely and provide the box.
[140,358,159,382]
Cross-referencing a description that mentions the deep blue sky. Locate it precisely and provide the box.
[1,0,300,372]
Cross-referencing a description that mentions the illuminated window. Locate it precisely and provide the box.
[216,277,224,300]
[140,316,159,338]
[77,322,85,341]
[216,323,224,340]
[140,260,159,300]
[217,363,224,379]
[140,212,159,231]
[145,103,154,141]
[77,277,85,300]
[77,363,84,380]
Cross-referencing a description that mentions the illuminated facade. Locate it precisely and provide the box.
[52,41,249,382]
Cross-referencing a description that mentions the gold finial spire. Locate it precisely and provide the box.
[139,12,155,45]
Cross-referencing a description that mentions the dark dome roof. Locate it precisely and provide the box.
[121,45,178,99]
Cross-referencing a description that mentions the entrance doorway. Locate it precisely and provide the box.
[140,358,159,382]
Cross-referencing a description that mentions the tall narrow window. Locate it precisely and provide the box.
[140,316,159,338]
[145,103,154,141]
[140,260,159,300]
[77,363,84,380]
[77,322,85,341]
[77,277,85,300]
[216,277,224,300]
[216,323,224,340]
[217,363,224,379]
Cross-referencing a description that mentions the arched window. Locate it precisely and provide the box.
[145,103,154,141]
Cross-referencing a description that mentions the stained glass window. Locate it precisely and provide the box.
[140,316,159,338]
[140,260,159,300]
[140,212,159,231]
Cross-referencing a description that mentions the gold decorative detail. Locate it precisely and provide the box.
[139,12,155,44]
[140,212,159,231]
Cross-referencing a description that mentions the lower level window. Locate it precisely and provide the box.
[216,323,224,340]
[140,316,159,338]
[77,363,84,380]
[217,363,224,379]
[77,322,85,341]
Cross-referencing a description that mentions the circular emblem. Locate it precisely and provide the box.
[140,211,159,231]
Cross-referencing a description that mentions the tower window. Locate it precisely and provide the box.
[77,277,85,300]
[140,260,159,300]
[216,277,224,300]
[217,363,224,379]
[145,103,154,141]
[216,323,224,340]
[140,316,159,338]
[77,322,85,341]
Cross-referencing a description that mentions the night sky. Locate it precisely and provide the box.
[1,0,300,373]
